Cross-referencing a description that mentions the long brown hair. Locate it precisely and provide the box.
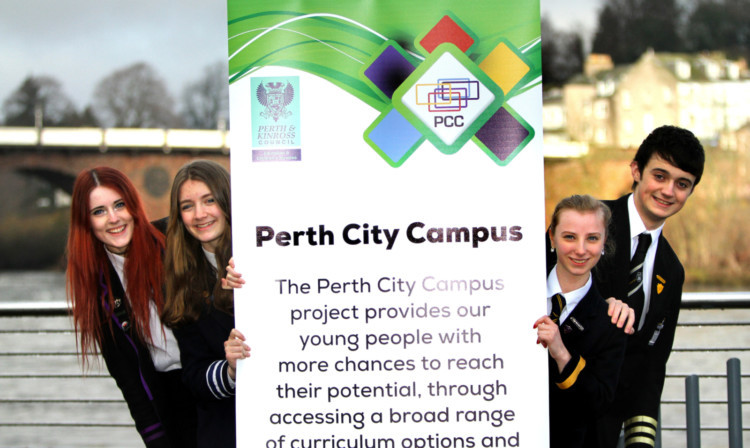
[66,167,165,366]
[162,160,233,327]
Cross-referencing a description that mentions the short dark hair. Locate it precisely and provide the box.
[632,125,705,190]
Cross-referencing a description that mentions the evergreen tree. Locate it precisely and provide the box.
[541,17,585,86]
[592,0,684,63]
[686,0,750,60]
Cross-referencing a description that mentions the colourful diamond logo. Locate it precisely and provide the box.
[479,41,532,98]
[418,15,475,54]
[392,43,504,154]
[360,14,536,166]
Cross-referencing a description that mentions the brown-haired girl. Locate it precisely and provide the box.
[162,160,248,448]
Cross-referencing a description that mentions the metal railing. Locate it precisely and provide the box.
[1,291,749,447]
[683,359,744,448]
[0,305,142,447]
[650,292,750,448]
[5,291,746,316]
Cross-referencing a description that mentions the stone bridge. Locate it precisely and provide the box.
[0,127,230,269]
[0,127,230,219]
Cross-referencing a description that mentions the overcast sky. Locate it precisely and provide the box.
[0,0,598,113]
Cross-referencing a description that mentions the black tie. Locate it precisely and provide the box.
[629,232,652,330]
[550,293,566,324]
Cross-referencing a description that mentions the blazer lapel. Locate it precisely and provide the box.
[612,197,632,291]
[561,289,598,340]
[643,236,670,330]
[596,195,632,300]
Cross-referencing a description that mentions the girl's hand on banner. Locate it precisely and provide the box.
[222,257,245,290]
[225,328,250,380]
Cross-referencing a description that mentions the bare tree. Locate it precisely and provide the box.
[181,61,229,129]
[92,62,180,128]
[2,75,82,126]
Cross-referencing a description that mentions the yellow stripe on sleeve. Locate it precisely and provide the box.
[624,415,658,447]
[625,435,655,447]
[556,357,586,390]
[625,425,656,437]
[625,415,658,427]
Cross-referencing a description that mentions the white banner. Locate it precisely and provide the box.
[228,4,548,447]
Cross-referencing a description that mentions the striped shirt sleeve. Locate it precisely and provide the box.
[206,360,236,399]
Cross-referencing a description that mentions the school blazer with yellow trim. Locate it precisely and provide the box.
[595,194,684,425]
[547,281,627,448]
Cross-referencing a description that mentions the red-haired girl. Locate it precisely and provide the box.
[66,166,196,447]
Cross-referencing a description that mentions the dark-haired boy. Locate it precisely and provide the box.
[593,125,706,448]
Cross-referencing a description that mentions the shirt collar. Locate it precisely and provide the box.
[105,246,126,272]
[105,246,127,293]
[202,247,218,270]
[627,193,664,241]
[547,265,591,317]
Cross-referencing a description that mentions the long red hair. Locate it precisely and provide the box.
[66,167,165,366]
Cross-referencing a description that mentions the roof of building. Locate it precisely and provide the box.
[567,50,749,85]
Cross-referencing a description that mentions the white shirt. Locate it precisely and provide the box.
[546,266,592,324]
[203,247,218,270]
[627,195,663,330]
[105,247,182,372]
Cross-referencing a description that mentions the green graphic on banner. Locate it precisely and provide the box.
[228,2,541,167]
